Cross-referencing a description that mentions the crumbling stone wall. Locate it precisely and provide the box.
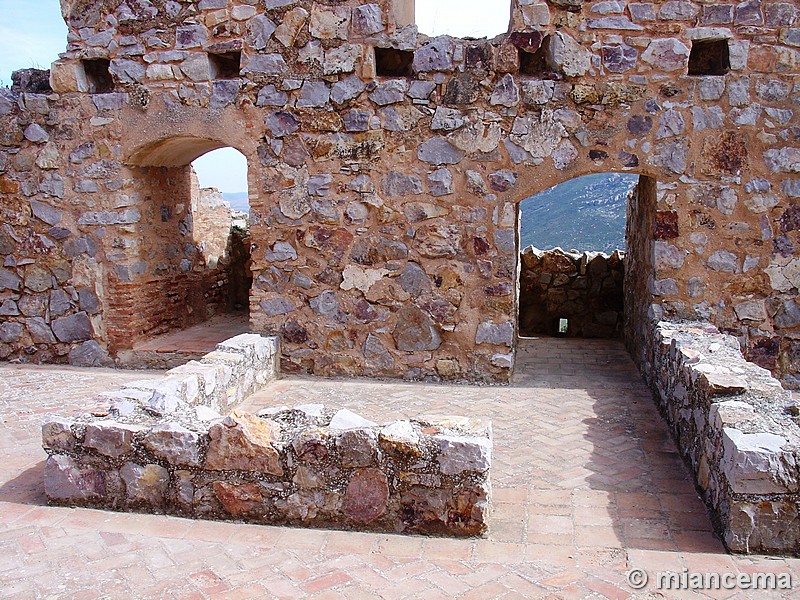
[519,246,624,338]
[1,0,799,385]
[646,321,800,554]
[43,333,492,536]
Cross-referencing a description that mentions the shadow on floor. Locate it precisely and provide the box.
[0,461,47,506]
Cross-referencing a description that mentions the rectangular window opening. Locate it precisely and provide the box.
[82,59,114,94]
[209,51,242,79]
[688,40,730,76]
[518,35,556,77]
[557,318,569,336]
[374,47,413,77]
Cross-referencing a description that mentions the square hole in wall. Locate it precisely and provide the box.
[209,51,242,79]
[688,40,730,76]
[518,35,556,77]
[82,59,114,93]
[375,47,413,77]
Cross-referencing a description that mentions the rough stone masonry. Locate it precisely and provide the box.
[42,333,493,536]
[0,0,798,387]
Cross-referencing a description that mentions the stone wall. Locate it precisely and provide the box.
[0,0,799,385]
[646,321,800,554]
[624,175,658,371]
[42,333,492,537]
[519,246,624,338]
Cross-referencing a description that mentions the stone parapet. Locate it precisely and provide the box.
[519,246,624,338]
[646,321,800,554]
[42,333,492,537]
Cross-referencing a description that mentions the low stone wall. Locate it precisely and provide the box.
[646,322,800,554]
[42,334,492,537]
[519,246,624,338]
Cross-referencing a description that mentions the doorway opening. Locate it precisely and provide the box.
[517,173,639,340]
[109,140,252,367]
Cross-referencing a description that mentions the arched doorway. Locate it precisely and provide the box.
[514,173,658,373]
[106,137,253,366]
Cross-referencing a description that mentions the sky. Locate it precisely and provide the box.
[0,0,510,194]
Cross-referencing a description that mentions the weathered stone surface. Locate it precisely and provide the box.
[431,107,466,131]
[438,435,492,475]
[393,305,441,352]
[121,463,169,506]
[641,38,690,71]
[413,38,454,72]
[336,428,379,467]
[329,408,378,430]
[352,4,383,36]
[417,138,465,166]
[490,74,520,107]
[246,15,276,50]
[427,168,454,196]
[708,250,739,273]
[68,341,110,367]
[84,421,140,458]
[722,428,795,494]
[509,111,567,159]
[379,420,421,457]
[381,172,423,196]
[44,455,108,502]
[0,321,23,344]
[343,468,389,523]
[265,111,300,138]
[549,32,591,77]
[362,333,396,372]
[399,262,431,296]
[368,79,407,106]
[52,312,93,343]
[213,481,264,516]
[42,417,76,452]
[602,43,638,72]
[475,321,514,347]
[143,423,201,467]
[206,413,283,475]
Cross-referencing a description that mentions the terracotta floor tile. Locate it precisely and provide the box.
[0,338,782,598]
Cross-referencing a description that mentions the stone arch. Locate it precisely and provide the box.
[103,135,255,359]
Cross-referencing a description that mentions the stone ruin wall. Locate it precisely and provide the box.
[0,0,798,386]
[42,334,492,537]
[646,322,800,554]
[519,245,625,338]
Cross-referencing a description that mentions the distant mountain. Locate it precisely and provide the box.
[223,192,250,213]
[519,173,638,253]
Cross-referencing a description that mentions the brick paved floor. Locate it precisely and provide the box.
[131,312,250,356]
[0,338,797,599]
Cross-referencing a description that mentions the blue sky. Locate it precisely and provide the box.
[0,1,509,194]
